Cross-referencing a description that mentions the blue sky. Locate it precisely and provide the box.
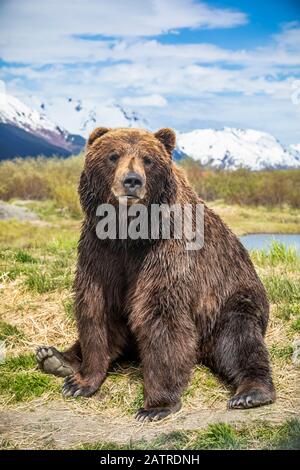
[0,0,300,143]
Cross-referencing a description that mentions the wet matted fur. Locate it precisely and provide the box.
[37,127,275,422]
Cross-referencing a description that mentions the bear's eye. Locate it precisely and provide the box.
[109,153,119,163]
[143,156,153,166]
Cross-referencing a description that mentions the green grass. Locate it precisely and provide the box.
[212,202,300,235]
[275,302,300,334]
[263,276,300,304]
[0,219,79,250]
[0,354,59,402]
[0,199,298,448]
[0,321,24,343]
[63,298,75,320]
[0,236,76,292]
[24,267,74,293]
[1,353,37,372]
[0,372,58,402]
[273,418,300,450]
[96,365,144,414]
[269,345,293,361]
[291,317,300,332]
[78,419,300,450]
[14,249,38,264]
[193,423,242,450]
[251,241,300,270]
[254,243,300,338]
[276,303,299,321]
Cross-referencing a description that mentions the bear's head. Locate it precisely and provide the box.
[80,127,178,215]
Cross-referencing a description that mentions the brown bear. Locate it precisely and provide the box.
[36,127,275,421]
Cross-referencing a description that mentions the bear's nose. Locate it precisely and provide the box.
[122,172,144,192]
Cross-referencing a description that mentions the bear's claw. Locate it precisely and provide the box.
[135,407,173,422]
[62,374,99,398]
[36,346,74,377]
[228,389,274,410]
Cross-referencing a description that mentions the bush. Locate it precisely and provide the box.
[181,160,300,208]
[0,155,299,211]
[0,155,83,217]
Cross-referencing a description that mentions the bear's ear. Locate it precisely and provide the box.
[154,128,176,155]
[87,127,110,147]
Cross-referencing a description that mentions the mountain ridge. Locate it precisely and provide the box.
[177,127,300,170]
[0,92,85,158]
[1,92,300,169]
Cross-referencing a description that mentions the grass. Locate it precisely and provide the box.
[210,201,300,235]
[291,317,300,332]
[0,353,59,402]
[269,345,293,361]
[0,321,24,343]
[1,353,37,371]
[14,249,38,264]
[63,298,75,320]
[78,419,300,450]
[24,266,74,293]
[263,276,300,304]
[0,199,299,449]
[251,241,300,269]
[0,371,58,402]
[0,229,77,292]
[2,418,299,450]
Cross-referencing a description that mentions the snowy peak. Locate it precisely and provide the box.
[177,128,300,170]
[1,91,300,169]
[25,96,148,138]
[290,143,300,154]
[0,92,85,158]
[0,92,58,135]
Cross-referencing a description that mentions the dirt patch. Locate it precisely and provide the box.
[0,201,52,227]
[0,201,39,222]
[0,399,298,449]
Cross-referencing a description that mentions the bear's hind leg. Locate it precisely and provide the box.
[212,311,275,410]
[36,340,82,377]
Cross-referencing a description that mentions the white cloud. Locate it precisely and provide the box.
[0,0,247,63]
[273,22,300,50]
[0,2,300,143]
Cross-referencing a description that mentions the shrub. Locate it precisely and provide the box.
[0,155,83,217]
[181,160,300,208]
[0,155,299,210]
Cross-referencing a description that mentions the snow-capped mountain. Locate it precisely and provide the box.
[25,96,148,138]
[290,143,300,154]
[0,92,85,159]
[1,91,300,169]
[177,128,300,170]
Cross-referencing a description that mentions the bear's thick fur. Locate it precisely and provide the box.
[37,127,275,421]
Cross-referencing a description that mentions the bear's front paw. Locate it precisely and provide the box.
[228,389,274,409]
[62,372,102,398]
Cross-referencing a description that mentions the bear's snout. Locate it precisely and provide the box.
[122,172,144,196]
